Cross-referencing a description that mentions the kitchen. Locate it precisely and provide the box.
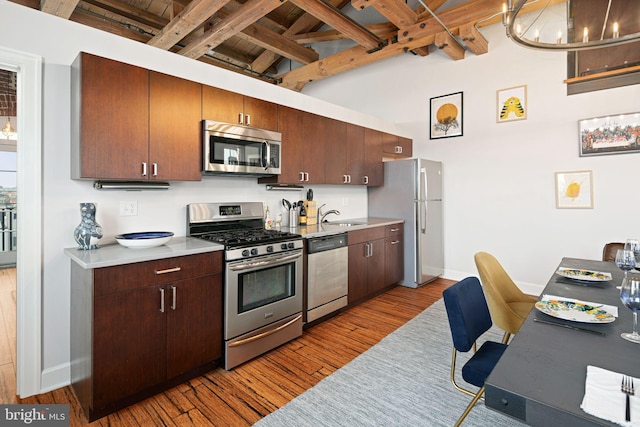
[0,0,639,422]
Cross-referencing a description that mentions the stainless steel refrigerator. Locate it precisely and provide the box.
[368,158,443,288]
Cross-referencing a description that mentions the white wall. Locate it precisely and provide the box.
[303,23,640,296]
[0,1,401,392]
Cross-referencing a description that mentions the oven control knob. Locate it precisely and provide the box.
[280,243,288,250]
[287,242,295,249]
[266,245,274,253]
[251,248,259,256]
[242,249,250,257]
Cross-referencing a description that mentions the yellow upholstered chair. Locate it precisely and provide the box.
[603,242,624,262]
[474,252,536,344]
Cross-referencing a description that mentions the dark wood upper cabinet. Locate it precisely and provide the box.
[383,133,413,158]
[201,85,278,131]
[150,71,202,181]
[260,107,327,184]
[71,53,202,181]
[363,128,384,186]
[326,122,364,185]
[71,52,149,180]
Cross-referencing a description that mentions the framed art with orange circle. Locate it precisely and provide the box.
[430,91,463,139]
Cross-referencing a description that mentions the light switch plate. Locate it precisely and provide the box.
[119,201,138,216]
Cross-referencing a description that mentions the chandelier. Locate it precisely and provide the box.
[503,0,640,51]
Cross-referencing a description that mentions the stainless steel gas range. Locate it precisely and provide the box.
[187,202,303,370]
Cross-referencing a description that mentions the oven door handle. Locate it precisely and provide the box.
[228,252,302,271]
[228,314,302,348]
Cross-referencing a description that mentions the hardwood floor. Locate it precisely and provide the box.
[4,275,453,426]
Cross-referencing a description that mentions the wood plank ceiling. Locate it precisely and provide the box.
[11,0,553,91]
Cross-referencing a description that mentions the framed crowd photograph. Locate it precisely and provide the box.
[430,92,463,139]
[496,85,527,123]
[579,112,640,157]
[555,170,593,209]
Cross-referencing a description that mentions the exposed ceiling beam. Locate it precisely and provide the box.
[179,0,285,59]
[40,0,80,18]
[289,0,382,50]
[291,22,397,43]
[214,4,320,65]
[351,0,417,28]
[81,0,168,28]
[434,31,465,60]
[250,0,350,73]
[235,21,320,64]
[459,22,488,55]
[148,0,230,50]
[278,0,505,90]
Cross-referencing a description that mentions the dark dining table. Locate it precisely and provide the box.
[485,257,640,426]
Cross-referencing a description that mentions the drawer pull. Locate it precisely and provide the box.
[390,228,400,232]
[391,240,401,245]
[154,267,181,275]
[228,315,302,347]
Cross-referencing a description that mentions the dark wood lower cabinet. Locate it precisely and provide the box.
[384,223,404,286]
[347,225,392,306]
[71,252,223,422]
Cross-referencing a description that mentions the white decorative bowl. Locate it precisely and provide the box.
[115,231,174,249]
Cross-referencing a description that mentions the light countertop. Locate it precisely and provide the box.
[64,236,223,269]
[286,217,403,238]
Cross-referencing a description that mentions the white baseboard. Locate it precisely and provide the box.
[442,270,544,298]
[40,363,70,394]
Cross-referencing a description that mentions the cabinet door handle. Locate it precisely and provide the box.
[305,172,309,182]
[171,285,177,310]
[142,162,147,177]
[238,112,244,125]
[395,145,402,154]
[299,171,305,182]
[343,175,347,184]
[364,242,373,258]
[159,288,165,313]
[347,175,351,183]
[363,175,369,185]
[152,163,158,177]
[245,114,251,126]
[154,267,181,275]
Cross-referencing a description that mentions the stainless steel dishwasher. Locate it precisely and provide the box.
[306,233,348,323]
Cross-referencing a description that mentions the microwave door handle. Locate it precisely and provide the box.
[262,140,271,170]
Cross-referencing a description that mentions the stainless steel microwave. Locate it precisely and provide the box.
[202,120,282,176]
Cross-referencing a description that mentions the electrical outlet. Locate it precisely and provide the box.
[342,197,349,206]
[119,201,138,216]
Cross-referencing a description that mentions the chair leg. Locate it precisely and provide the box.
[454,386,485,427]
[450,349,480,398]
[501,331,511,344]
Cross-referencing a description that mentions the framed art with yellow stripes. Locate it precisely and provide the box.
[497,85,527,123]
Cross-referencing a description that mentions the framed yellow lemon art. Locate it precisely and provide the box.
[555,170,593,209]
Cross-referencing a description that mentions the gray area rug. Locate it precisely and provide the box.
[255,299,526,426]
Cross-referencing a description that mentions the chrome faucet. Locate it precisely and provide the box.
[318,204,341,223]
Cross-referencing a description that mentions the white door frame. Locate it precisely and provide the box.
[0,47,43,397]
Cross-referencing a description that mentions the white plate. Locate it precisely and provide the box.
[115,231,173,249]
[556,267,612,282]
[535,299,615,323]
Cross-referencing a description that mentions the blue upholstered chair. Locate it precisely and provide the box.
[443,277,509,426]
